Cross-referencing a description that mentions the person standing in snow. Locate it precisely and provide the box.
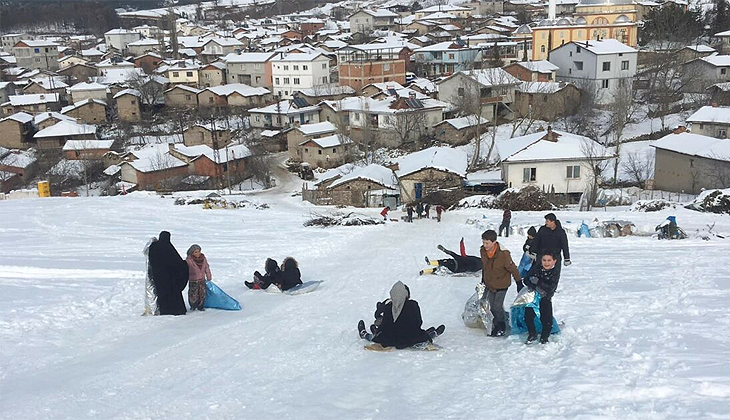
[186,244,212,311]
[246,258,281,290]
[142,236,159,316]
[518,226,538,278]
[523,252,560,344]
[425,203,431,219]
[278,257,303,291]
[380,206,390,221]
[357,281,445,349]
[529,213,571,279]
[499,208,512,237]
[435,205,444,222]
[416,202,424,219]
[148,231,188,316]
[406,204,414,223]
[480,230,522,336]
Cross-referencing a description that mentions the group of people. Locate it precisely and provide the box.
[244,257,302,291]
[381,203,446,223]
[373,212,570,347]
[143,231,214,316]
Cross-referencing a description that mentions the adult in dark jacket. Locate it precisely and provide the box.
[499,208,512,237]
[523,252,560,344]
[358,281,444,349]
[148,231,188,316]
[421,242,481,275]
[246,258,282,290]
[529,213,571,280]
[278,257,303,291]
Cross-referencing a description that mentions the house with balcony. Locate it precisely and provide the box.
[249,98,321,131]
[12,40,60,71]
[437,68,521,120]
[349,9,399,34]
[412,41,482,78]
[223,52,275,87]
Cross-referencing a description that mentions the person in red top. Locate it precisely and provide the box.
[185,244,212,311]
[380,206,391,220]
[499,208,512,237]
[435,205,444,222]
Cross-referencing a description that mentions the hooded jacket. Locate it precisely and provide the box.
[480,243,521,291]
[372,282,431,349]
[531,221,570,260]
[279,257,302,291]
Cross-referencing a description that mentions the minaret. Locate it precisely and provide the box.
[549,0,557,21]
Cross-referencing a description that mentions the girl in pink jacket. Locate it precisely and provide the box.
[186,244,212,311]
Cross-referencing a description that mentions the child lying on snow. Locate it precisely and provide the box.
[357,281,445,349]
[420,238,481,275]
[245,257,303,291]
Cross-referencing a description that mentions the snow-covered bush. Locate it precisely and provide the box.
[685,189,730,215]
[454,195,497,209]
[629,199,675,212]
[495,186,554,211]
[304,212,384,227]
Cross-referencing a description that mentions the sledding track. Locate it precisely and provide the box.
[1,194,730,419]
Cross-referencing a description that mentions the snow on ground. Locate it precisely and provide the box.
[2,187,730,419]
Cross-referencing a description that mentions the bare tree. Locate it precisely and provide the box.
[125,73,166,117]
[621,149,654,188]
[580,139,612,211]
[606,79,640,183]
[554,78,601,140]
[388,109,429,149]
[247,154,274,188]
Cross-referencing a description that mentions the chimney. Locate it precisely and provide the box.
[548,0,556,20]
[711,101,718,107]
[409,92,416,99]
[673,125,687,134]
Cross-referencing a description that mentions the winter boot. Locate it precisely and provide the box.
[420,268,435,275]
[244,281,255,289]
[369,324,378,334]
[358,320,373,341]
[425,256,430,264]
[189,306,196,311]
[540,336,549,344]
[428,324,445,339]
[437,244,446,253]
[198,306,205,311]
[495,322,506,337]
[526,333,537,344]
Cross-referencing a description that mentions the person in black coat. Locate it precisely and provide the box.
[522,226,537,253]
[523,252,560,344]
[358,281,444,349]
[277,257,303,291]
[421,243,481,275]
[148,231,188,316]
[529,213,571,280]
[246,258,281,289]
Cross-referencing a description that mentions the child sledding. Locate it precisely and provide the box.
[358,281,445,351]
[420,238,481,276]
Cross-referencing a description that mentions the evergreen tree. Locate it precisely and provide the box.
[711,0,730,36]
[639,4,703,49]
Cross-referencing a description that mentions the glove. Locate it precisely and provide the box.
[526,276,539,286]
[528,252,537,261]
[516,281,524,292]
[564,260,572,266]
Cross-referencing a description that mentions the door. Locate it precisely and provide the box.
[415,183,423,200]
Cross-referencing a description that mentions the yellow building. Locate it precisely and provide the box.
[531,0,638,61]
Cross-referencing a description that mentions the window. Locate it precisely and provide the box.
[602,62,610,71]
[185,95,191,100]
[303,65,308,70]
[523,167,536,182]
[293,77,300,85]
[574,61,583,70]
[383,62,390,71]
[208,97,214,103]
[541,45,546,53]
[566,165,580,179]
[601,79,609,89]
[284,65,289,70]
[719,129,727,137]
[333,148,337,153]
[722,68,727,75]
[293,65,299,70]
[448,53,455,59]
[186,71,193,77]
[318,150,322,155]
[305,148,309,153]
[240,64,246,70]
[283,77,290,84]
[34,48,40,53]
[621,60,629,70]
[354,113,360,121]
[275,77,280,84]
[322,63,327,69]
[173,72,179,77]
[131,100,136,105]
[255,115,260,122]
[576,46,581,53]
[322,76,328,83]
[458,87,464,96]
[256,76,261,83]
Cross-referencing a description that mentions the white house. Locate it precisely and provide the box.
[248,99,321,130]
[496,128,612,201]
[126,38,162,57]
[349,9,399,33]
[104,29,142,53]
[549,39,637,105]
[686,105,730,139]
[12,40,60,71]
[270,52,331,99]
[202,38,244,57]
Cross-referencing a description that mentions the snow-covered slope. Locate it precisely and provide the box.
[1,192,730,419]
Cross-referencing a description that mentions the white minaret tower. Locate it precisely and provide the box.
[549,0,557,20]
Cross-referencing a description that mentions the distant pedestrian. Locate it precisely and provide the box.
[406,205,414,223]
[380,206,391,221]
[425,203,431,219]
[416,202,424,219]
[499,208,512,237]
[435,205,444,222]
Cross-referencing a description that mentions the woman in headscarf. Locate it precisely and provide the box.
[148,231,188,315]
[185,244,212,311]
[357,281,445,349]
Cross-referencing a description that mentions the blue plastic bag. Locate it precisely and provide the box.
[578,222,591,238]
[510,290,560,335]
[517,252,533,279]
[204,281,241,310]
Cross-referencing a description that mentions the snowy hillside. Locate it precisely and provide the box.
[2,189,730,419]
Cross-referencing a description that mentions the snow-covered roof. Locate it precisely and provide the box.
[165,84,202,94]
[355,9,399,18]
[205,83,270,97]
[124,144,188,173]
[329,163,397,189]
[16,39,58,47]
[203,38,243,47]
[518,81,573,94]
[249,100,320,115]
[335,95,448,114]
[62,139,114,151]
[651,132,730,162]
[684,45,715,53]
[513,60,559,73]
[33,112,76,126]
[300,133,352,148]
[297,121,337,136]
[569,39,637,55]
[296,84,355,96]
[0,149,36,169]
[127,38,160,46]
[260,129,280,137]
[420,12,457,20]
[408,77,438,93]
[415,41,476,52]
[687,106,730,125]
[708,82,730,92]
[27,78,69,90]
[497,129,612,162]
[465,169,504,186]
[701,54,730,67]
[438,115,489,130]
[445,68,520,87]
[113,88,141,99]
[0,112,33,124]
[419,4,471,12]
[34,120,96,139]
[68,82,109,92]
[61,99,107,114]
[105,28,138,35]
[172,143,252,163]
[5,93,59,106]
[395,146,468,178]
[81,48,104,57]
[270,52,326,62]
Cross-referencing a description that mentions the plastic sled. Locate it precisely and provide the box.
[264,280,323,295]
[510,290,560,335]
[517,252,533,279]
[364,342,441,352]
[204,281,242,310]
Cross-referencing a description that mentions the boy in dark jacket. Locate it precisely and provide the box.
[524,252,560,344]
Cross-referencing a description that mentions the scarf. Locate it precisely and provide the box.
[486,242,499,259]
[390,281,409,322]
[191,253,206,269]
